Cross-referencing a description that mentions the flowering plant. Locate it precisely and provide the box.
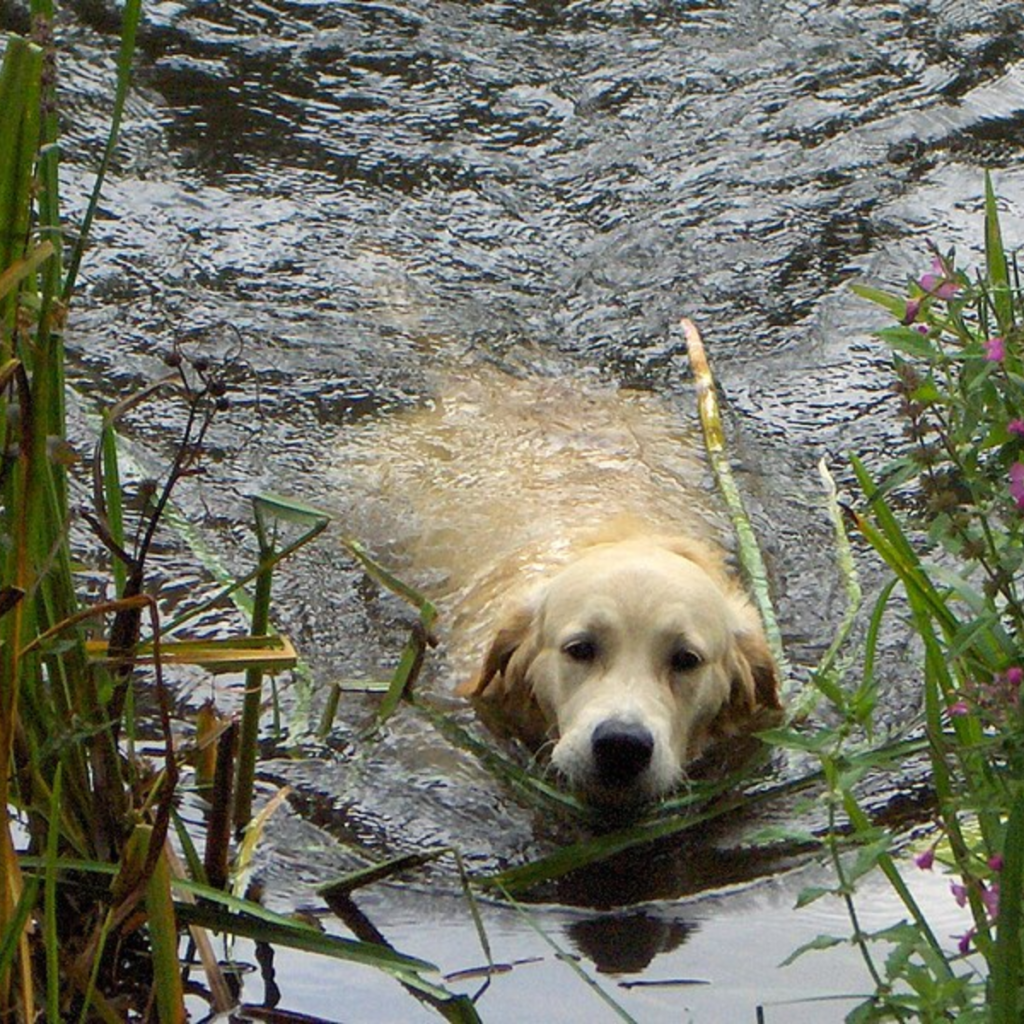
[862,236,1024,623]
[780,175,1024,1022]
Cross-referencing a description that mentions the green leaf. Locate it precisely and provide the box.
[909,379,943,405]
[752,725,836,753]
[847,834,894,884]
[850,282,908,319]
[810,668,846,707]
[984,171,1014,336]
[779,933,846,967]
[877,325,942,361]
[794,885,835,909]
[871,921,924,948]
[743,825,822,848]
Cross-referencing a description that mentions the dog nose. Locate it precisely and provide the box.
[591,720,654,784]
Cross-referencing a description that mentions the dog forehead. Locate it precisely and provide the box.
[541,542,734,626]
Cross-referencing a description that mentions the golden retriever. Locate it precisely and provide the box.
[456,529,781,808]
[337,363,782,808]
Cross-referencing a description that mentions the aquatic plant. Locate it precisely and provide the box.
[773,174,1024,1022]
[0,10,481,1019]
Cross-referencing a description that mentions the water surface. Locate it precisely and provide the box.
[9,0,1024,1018]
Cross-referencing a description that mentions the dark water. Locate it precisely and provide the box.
[7,0,1024,1018]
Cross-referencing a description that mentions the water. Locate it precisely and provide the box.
[8,0,1024,1018]
[200,866,971,1023]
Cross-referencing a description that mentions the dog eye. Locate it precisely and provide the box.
[670,647,701,672]
[562,638,598,663]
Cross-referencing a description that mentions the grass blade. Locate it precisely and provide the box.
[235,495,329,827]
[984,171,1013,335]
[0,38,42,329]
[483,766,823,894]
[174,898,436,976]
[44,765,62,1020]
[340,539,438,727]
[61,0,142,300]
[498,883,640,1023]
[133,830,185,1023]
[0,241,54,302]
[411,697,587,814]
[317,851,450,900]
[991,789,1024,1024]
[682,319,789,684]
[98,415,128,597]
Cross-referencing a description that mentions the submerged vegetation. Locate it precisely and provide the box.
[2,3,1024,1022]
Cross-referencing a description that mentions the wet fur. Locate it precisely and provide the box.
[456,527,782,807]
[338,364,782,807]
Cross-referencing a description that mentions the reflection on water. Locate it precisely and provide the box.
[568,912,694,974]
[9,0,1024,1016]
[223,864,972,1024]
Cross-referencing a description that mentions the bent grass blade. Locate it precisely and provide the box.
[236,495,330,826]
[84,633,299,672]
[498,883,640,1024]
[410,696,587,815]
[681,318,790,686]
[317,850,451,901]
[481,766,826,896]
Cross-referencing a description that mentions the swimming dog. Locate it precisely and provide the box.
[340,362,782,807]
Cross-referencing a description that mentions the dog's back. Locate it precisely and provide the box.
[335,362,723,676]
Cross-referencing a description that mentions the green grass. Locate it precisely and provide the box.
[0,14,466,1018]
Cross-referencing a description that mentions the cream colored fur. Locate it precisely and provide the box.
[457,529,781,806]
[336,364,782,807]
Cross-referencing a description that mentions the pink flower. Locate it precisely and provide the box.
[919,257,960,300]
[1010,463,1024,510]
[902,297,923,325]
[1009,419,1024,437]
[948,700,970,717]
[985,336,1006,362]
[1006,667,1023,689]
[915,847,936,870]
[958,930,973,955]
[951,881,969,907]
[989,854,1005,872]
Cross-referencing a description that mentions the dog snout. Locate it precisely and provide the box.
[591,720,655,785]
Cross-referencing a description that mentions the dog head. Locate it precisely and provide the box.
[457,535,782,808]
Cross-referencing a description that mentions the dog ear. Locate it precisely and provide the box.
[735,625,783,717]
[455,599,551,750]
[455,603,535,698]
[711,619,783,740]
